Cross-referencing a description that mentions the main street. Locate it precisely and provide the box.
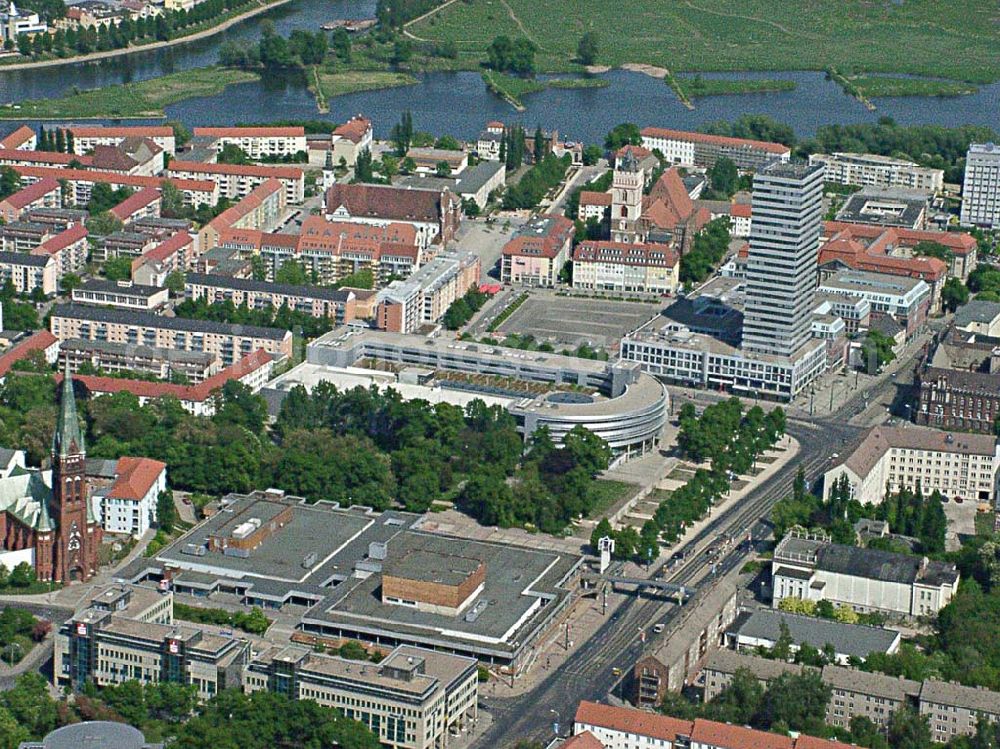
[472,414,862,747]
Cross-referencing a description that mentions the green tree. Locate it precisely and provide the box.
[435,160,452,177]
[85,211,123,236]
[590,517,613,552]
[165,270,186,296]
[913,240,954,263]
[390,110,413,157]
[941,277,970,313]
[274,260,310,285]
[576,31,598,65]
[707,156,739,197]
[434,134,461,151]
[102,256,133,282]
[604,123,641,150]
[887,707,933,749]
[157,489,178,534]
[862,329,897,369]
[159,180,185,218]
[0,167,19,200]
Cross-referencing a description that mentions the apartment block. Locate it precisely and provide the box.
[55,585,248,699]
[244,645,478,749]
[823,424,1000,505]
[374,252,480,333]
[330,115,373,167]
[771,530,960,617]
[0,177,61,223]
[132,232,195,287]
[809,152,944,193]
[571,240,679,295]
[49,303,293,365]
[11,165,217,207]
[61,338,219,383]
[109,188,162,225]
[916,326,1000,435]
[68,125,176,156]
[640,126,790,171]
[0,125,36,151]
[0,250,57,295]
[168,161,305,205]
[185,273,357,324]
[919,681,1000,743]
[193,126,307,160]
[31,224,88,279]
[72,279,169,312]
[198,178,286,252]
[960,143,1000,228]
[92,457,167,538]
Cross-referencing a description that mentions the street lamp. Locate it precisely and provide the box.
[550,709,561,738]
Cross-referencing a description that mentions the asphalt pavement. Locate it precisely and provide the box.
[473,416,863,747]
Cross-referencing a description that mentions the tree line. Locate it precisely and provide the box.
[9,0,258,58]
[219,22,328,69]
[679,217,732,285]
[0,673,379,749]
[502,152,572,210]
[593,399,785,564]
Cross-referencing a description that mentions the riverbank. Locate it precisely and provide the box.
[482,71,608,110]
[408,0,1000,85]
[0,66,260,119]
[0,0,292,73]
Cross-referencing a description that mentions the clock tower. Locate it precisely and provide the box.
[45,363,101,583]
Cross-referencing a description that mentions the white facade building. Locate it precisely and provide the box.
[92,457,167,537]
[193,127,308,160]
[809,152,944,194]
[822,424,1000,505]
[960,143,1000,228]
[772,531,960,617]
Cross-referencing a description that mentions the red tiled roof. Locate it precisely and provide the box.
[73,350,272,404]
[207,179,283,231]
[793,737,859,749]
[0,331,58,378]
[109,188,161,221]
[32,224,87,255]
[325,182,450,224]
[561,732,604,749]
[690,719,794,749]
[194,126,305,138]
[69,126,173,138]
[574,702,690,745]
[731,203,752,218]
[819,223,950,282]
[107,456,166,501]
[0,178,60,210]
[168,161,303,180]
[219,227,264,247]
[301,215,418,246]
[822,221,976,255]
[0,148,90,166]
[502,216,575,259]
[641,126,791,155]
[135,231,193,268]
[0,125,35,150]
[616,144,652,161]
[573,240,678,268]
[333,116,371,144]
[11,165,215,194]
[89,145,139,172]
[579,190,612,206]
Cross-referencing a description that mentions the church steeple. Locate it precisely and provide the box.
[53,360,84,459]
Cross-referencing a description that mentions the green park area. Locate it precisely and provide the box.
[410,0,1000,84]
[0,67,259,119]
[482,70,607,108]
[316,70,418,99]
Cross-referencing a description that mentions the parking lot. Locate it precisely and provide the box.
[494,292,662,348]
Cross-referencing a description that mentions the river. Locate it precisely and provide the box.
[2,0,999,142]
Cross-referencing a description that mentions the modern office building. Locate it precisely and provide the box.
[54,584,249,698]
[822,424,1000,505]
[71,279,169,312]
[960,143,1000,228]
[817,270,930,340]
[742,161,824,357]
[49,304,293,365]
[771,530,960,617]
[244,644,478,749]
[809,152,944,194]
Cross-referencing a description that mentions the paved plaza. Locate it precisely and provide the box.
[496,293,662,348]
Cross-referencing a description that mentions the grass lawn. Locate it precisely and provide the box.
[317,70,418,98]
[846,75,978,97]
[0,67,259,119]
[683,77,796,97]
[410,0,1000,83]
[481,72,607,108]
[975,510,996,538]
[586,479,639,518]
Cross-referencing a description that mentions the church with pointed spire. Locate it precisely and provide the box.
[0,365,101,582]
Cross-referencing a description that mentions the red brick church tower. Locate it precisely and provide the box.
[35,365,102,582]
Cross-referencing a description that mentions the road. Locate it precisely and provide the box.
[473,415,863,747]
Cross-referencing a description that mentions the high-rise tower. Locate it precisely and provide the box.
[611,150,644,243]
[741,161,825,358]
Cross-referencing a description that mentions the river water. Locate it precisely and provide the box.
[2,0,999,142]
